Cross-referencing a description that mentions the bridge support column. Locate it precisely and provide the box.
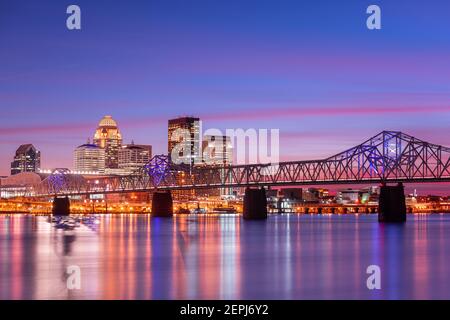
[151,191,173,217]
[52,196,70,216]
[378,183,406,223]
[243,188,267,220]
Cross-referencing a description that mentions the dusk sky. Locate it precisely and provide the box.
[1,0,450,192]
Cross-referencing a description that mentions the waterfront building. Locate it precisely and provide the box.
[10,144,41,175]
[118,142,152,173]
[360,186,380,205]
[281,188,303,201]
[336,189,361,204]
[201,135,233,166]
[197,135,234,198]
[168,117,201,201]
[0,172,45,198]
[74,141,106,173]
[93,115,122,169]
[302,188,329,203]
[168,117,201,165]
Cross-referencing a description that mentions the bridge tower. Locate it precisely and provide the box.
[151,191,173,217]
[243,187,268,220]
[52,196,70,216]
[378,183,407,223]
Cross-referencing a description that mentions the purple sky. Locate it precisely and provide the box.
[1,0,450,193]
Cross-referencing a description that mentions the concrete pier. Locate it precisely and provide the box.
[52,196,70,216]
[243,188,268,220]
[378,183,407,223]
[151,191,173,217]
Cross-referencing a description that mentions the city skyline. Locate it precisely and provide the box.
[4,115,450,196]
[1,0,450,195]
[2,1,450,303]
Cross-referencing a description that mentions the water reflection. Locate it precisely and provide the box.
[1,214,450,299]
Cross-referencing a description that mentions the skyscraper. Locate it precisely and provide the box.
[93,116,122,169]
[74,141,106,173]
[10,144,41,175]
[200,135,234,197]
[168,117,200,165]
[118,142,152,173]
[202,135,233,166]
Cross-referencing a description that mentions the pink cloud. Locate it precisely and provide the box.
[200,104,450,122]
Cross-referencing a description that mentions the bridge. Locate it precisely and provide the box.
[27,131,450,221]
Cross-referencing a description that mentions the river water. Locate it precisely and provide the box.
[1,213,449,300]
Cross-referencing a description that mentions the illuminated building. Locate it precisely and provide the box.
[74,141,106,173]
[302,188,329,203]
[201,135,233,166]
[93,115,122,169]
[280,188,303,201]
[198,135,234,198]
[167,117,200,201]
[10,144,41,175]
[168,117,200,165]
[118,142,152,173]
[1,172,45,198]
[336,189,361,205]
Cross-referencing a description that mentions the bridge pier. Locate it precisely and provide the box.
[378,183,406,223]
[243,188,268,220]
[52,196,70,216]
[151,191,173,217]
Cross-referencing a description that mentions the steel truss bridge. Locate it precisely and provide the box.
[28,131,450,198]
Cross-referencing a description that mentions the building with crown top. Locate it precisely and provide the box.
[93,116,122,169]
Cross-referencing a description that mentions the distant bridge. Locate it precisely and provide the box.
[27,131,450,198]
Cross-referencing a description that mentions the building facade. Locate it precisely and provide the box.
[10,144,41,175]
[168,117,200,165]
[118,142,152,173]
[93,115,122,169]
[197,135,234,198]
[74,142,106,173]
[201,135,233,166]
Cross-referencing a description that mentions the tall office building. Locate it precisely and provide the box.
[199,135,234,198]
[168,117,200,165]
[202,135,233,166]
[118,142,152,173]
[10,144,41,175]
[93,115,122,169]
[74,141,106,173]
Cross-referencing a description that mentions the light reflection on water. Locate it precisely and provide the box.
[1,214,450,300]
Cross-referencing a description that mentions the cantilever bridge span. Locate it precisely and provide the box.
[28,131,450,198]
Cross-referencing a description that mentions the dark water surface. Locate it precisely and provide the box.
[1,214,450,300]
